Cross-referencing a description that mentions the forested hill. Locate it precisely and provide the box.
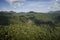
[0,11,60,26]
[0,11,60,40]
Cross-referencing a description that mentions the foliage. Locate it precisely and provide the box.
[0,11,60,40]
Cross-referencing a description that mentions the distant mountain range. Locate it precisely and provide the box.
[48,11,60,14]
[0,10,60,14]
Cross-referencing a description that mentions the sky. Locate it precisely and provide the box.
[0,0,60,12]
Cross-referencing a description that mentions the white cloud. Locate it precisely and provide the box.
[49,0,60,11]
[4,0,60,12]
[18,1,51,12]
[6,0,26,8]
[1,8,9,11]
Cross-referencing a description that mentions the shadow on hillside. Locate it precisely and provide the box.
[0,13,10,26]
[34,19,56,27]
[55,16,60,23]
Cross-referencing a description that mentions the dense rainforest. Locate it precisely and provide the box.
[0,11,60,40]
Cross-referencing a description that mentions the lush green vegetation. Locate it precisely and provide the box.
[0,11,60,40]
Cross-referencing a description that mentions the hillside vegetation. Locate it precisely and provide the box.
[0,11,60,40]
